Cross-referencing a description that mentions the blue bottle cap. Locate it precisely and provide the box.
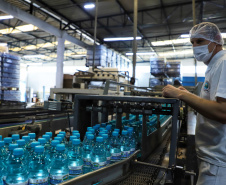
[38,138,46,144]
[93,125,98,130]
[128,127,134,131]
[0,135,2,141]
[124,126,129,130]
[103,130,108,134]
[101,123,106,127]
[9,144,18,151]
[4,137,12,144]
[72,139,80,145]
[85,131,92,136]
[0,141,4,147]
[56,144,65,151]
[51,140,60,147]
[13,148,24,156]
[102,134,108,139]
[87,134,94,140]
[54,137,62,142]
[28,133,36,139]
[57,134,64,138]
[96,136,103,143]
[95,124,100,128]
[112,131,119,137]
[74,133,80,138]
[12,134,20,140]
[22,136,30,142]
[89,129,95,134]
[59,131,66,136]
[99,131,105,136]
[114,129,120,132]
[99,128,105,131]
[72,130,79,134]
[106,125,112,131]
[70,136,77,141]
[17,139,25,146]
[45,132,52,137]
[35,146,44,153]
[31,141,40,148]
[122,130,128,136]
[87,127,92,131]
[42,135,50,141]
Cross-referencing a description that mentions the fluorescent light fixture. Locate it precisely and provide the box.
[25,62,43,65]
[126,52,156,56]
[0,24,38,35]
[158,50,193,57]
[0,43,7,46]
[84,3,95,9]
[221,33,226,38]
[0,15,13,20]
[180,34,190,38]
[104,37,142,41]
[23,55,45,58]
[72,54,87,57]
[152,38,190,46]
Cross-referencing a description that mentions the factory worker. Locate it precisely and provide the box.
[162,22,226,185]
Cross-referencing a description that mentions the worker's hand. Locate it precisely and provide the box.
[178,86,189,92]
[162,85,183,98]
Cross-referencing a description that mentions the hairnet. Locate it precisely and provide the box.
[190,22,224,45]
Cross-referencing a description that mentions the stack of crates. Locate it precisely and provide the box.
[0,53,20,101]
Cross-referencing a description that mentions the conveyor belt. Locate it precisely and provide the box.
[107,132,171,185]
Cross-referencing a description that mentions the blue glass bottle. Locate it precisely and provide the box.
[68,136,77,151]
[91,136,107,170]
[28,146,49,185]
[49,144,69,184]
[5,148,28,185]
[82,134,94,174]
[12,134,20,144]
[82,131,92,144]
[109,131,121,163]
[5,144,18,162]
[68,139,83,178]
[46,140,60,172]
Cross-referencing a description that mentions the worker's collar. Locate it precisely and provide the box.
[206,50,226,72]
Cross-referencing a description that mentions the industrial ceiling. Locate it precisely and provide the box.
[0,0,225,63]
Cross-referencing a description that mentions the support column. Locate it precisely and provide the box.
[56,37,65,88]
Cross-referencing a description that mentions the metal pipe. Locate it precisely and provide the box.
[92,0,98,72]
[132,0,138,79]
[192,0,197,85]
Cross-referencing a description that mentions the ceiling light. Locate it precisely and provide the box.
[180,34,190,38]
[84,3,95,9]
[0,15,13,20]
[0,24,38,34]
[152,38,190,46]
[23,55,45,58]
[104,37,142,41]
[126,52,156,56]
[0,43,7,46]
[158,50,193,56]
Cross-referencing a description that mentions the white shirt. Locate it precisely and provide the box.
[196,50,226,167]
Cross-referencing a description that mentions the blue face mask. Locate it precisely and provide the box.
[193,42,216,64]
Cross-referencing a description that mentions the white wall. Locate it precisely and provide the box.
[24,59,87,101]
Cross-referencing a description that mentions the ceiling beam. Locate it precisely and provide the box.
[0,0,90,49]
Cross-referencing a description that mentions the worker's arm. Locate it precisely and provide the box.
[162,85,226,124]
